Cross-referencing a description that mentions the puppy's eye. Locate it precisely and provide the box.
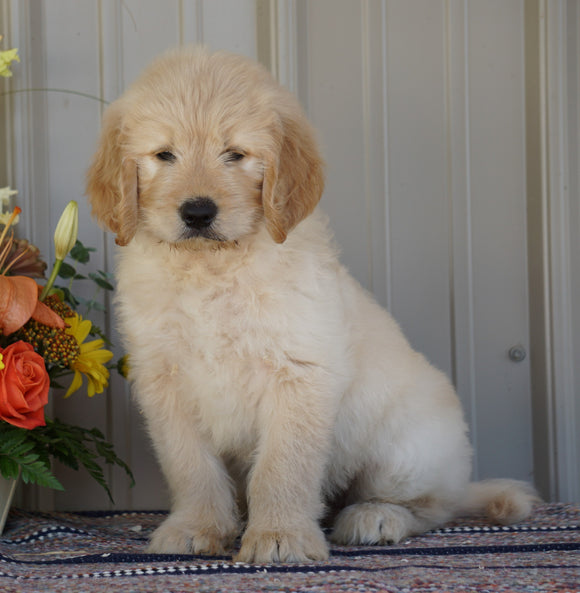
[223,150,245,164]
[156,151,176,163]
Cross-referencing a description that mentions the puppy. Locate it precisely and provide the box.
[87,47,538,563]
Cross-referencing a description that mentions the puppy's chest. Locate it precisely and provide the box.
[164,279,284,448]
[142,269,285,385]
[120,246,330,448]
[174,277,277,351]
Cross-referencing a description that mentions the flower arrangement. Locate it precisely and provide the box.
[1,37,133,501]
[0,194,133,501]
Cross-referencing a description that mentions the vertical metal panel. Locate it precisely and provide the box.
[299,0,534,483]
[298,0,388,316]
[445,0,478,471]
[525,0,553,501]
[39,0,110,509]
[464,0,533,481]
[2,1,52,269]
[544,0,580,502]
[525,0,580,504]
[300,0,373,295]
[383,0,453,377]
[2,0,55,511]
[570,0,580,503]
[362,0,389,310]
[200,0,257,57]
[118,0,182,85]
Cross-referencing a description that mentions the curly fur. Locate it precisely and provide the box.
[87,47,539,563]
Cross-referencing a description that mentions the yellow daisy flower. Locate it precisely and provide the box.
[0,46,19,78]
[64,314,114,398]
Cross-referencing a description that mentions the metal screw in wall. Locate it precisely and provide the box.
[508,345,527,363]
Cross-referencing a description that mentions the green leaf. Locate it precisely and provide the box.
[0,457,20,480]
[55,285,79,307]
[69,240,95,264]
[0,427,63,490]
[57,262,77,279]
[89,272,115,291]
[98,270,115,281]
[32,419,134,503]
[19,463,64,490]
[87,301,106,312]
[1,419,134,501]
[48,287,66,302]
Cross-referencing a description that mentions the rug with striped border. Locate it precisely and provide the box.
[1,503,578,592]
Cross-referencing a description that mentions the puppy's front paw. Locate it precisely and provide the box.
[148,517,236,555]
[235,523,329,563]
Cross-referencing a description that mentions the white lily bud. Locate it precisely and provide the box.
[54,200,79,260]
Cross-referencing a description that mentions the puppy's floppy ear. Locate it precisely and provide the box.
[262,102,324,243]
[86,101,138,246]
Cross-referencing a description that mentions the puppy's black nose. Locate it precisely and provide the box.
[179,198,218,229]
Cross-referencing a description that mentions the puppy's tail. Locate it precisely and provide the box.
[458,479,541,524]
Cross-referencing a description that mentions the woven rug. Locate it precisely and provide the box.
[0,504,578,592]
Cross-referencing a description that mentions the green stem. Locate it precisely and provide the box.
[40,259,62,301]
[0,88,109,105]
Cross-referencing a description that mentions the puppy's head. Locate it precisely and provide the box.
[87,48,324,247]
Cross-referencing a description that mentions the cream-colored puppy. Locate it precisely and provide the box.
[87,48,537,563]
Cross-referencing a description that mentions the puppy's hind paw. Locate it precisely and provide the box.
[235,524,329,563]
[331,502,418,546]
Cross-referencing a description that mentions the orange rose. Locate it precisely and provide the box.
[0,341,49,429]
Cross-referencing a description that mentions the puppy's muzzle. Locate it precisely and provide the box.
[179,197,218,236]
